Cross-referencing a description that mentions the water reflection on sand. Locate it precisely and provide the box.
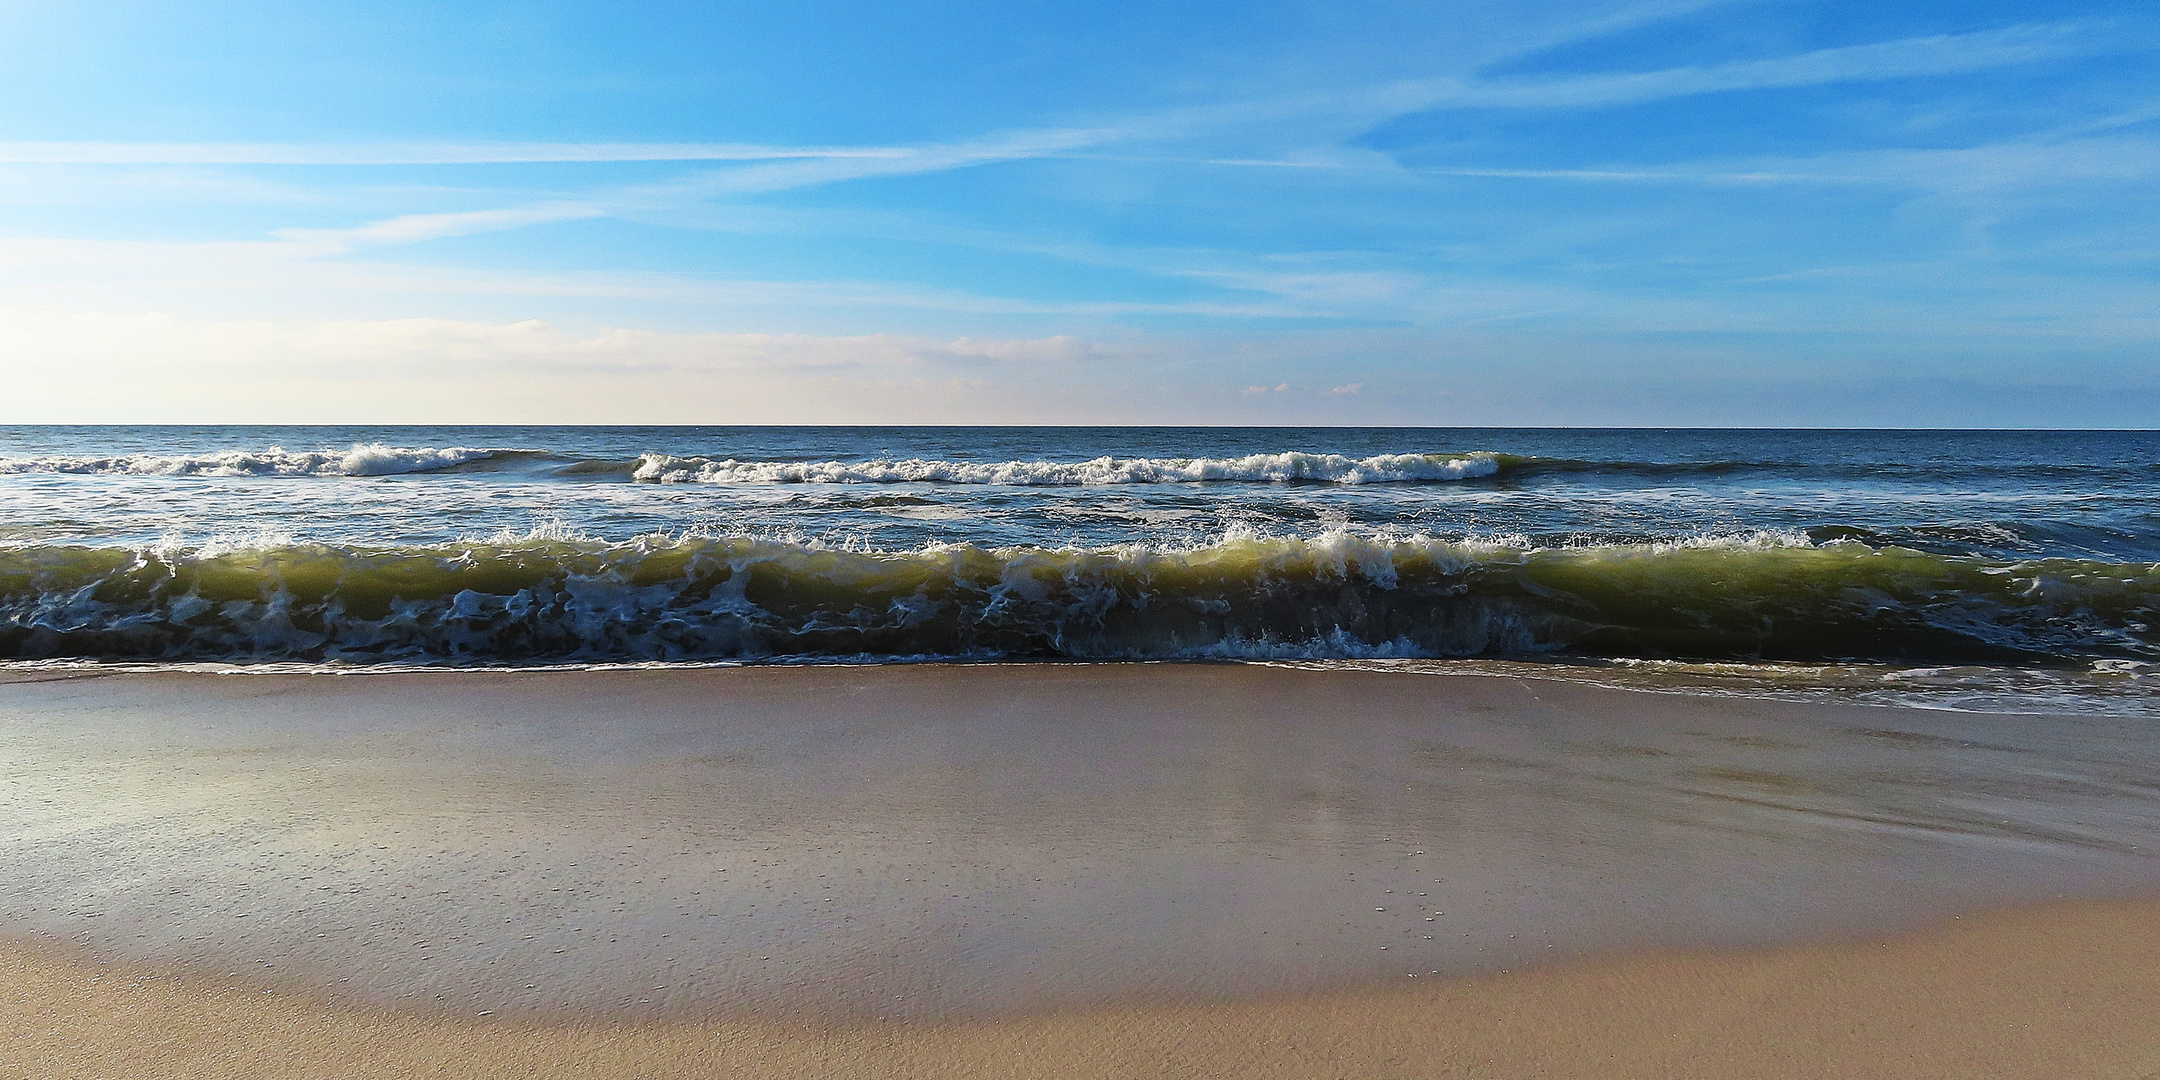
[3,664,2157,1019]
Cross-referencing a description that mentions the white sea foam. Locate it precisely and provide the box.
[1644,529,1819,552]
[0,444,507,477]
[154,527,301,560]
[631,451,1502,485]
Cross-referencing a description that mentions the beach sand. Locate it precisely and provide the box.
[8,900,2160,1079]
[5,663,2160,1076]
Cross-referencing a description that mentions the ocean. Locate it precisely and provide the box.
[2,425,2154,708]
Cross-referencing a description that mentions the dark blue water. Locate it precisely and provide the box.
[3,426,2156,559]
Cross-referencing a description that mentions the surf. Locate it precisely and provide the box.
[2,530,2152,665]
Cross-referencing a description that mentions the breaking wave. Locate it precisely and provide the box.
[4,444,2150,489]
[621,452,2160,487]
[0,444,524,477]
[629,451,1504,485]
[0,445,1511,485]
[2,531,2152,665]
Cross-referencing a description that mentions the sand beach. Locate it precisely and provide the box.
[5,663,2159,1076]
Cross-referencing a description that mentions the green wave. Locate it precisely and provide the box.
[1,533,2153,664]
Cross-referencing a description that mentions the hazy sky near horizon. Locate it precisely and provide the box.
[2,0,2156,425]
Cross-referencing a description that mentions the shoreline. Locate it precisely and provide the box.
[7,653,2156,724]
[10,896,2160,1078]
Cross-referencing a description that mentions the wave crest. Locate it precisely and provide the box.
[2,531,2152,665]
[631,451,1502,485]
[0,443,515,477]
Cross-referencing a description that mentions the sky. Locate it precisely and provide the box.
[0,0,2155,426]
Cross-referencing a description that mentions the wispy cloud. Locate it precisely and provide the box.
[238,125,1143,252]
[0,310,1105,376]
[7,18,2132,266]
[0,142,915,165]
[617,22,2160,207]
[1392,20,2149,114]
[3,9,2153,390]
[1404,134,2160,191]
[0,234,1313,320]
[16,21,2115,178]
[272,203,609,249]
[637,125,1141,197]
[1118,122,2160,196]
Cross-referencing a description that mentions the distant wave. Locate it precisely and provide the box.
[631,451,1503,485]
[0,443,528,477]
[0,445,1513,485]
[1,444,2146,488]
[3,530,2152,665]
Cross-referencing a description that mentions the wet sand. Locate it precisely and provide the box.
[8,899,2160,1078]
[5,663,2160,1074]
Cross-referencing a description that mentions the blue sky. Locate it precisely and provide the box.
[1,0,2155,424]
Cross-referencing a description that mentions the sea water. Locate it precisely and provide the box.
[1,426,2154,704]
